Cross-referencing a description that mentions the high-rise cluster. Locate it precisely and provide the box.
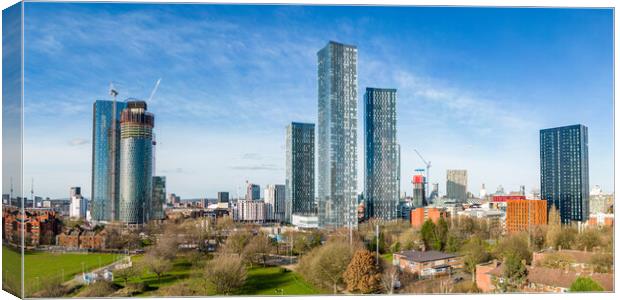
[91,99,159,225]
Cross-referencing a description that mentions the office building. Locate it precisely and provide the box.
[540,124,589,223]
[91,100,127,221]
[264,184,285,222]
[151,176,166,220]
[119,100,154,224]
[285,122,316,222]
[364,87,399,220]
[245,183,260,200]
[505,199,548,233]
[317,41,358,228]
[446,169,467,202]
[217,192,230,203]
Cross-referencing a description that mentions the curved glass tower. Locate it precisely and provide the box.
[119,100,154,224]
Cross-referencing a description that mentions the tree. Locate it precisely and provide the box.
[380,260,399,295]
[539,252,575,270]
[494,233,532,264]
[499,251,528,292]
[576,229,601,251]
[435,217,449,250]
[589,252,613,273]
[243,233,273,267]
[221,230,251,256]
[298,239,358,294]
[397,228,419,251]
[204,254,247,295]
[420,219,437,250]
[444,233,462,253]
[152,235,179,260]
[569,276,604,292]
[141,254,172,283]
[343,249,382,294]
[114,266,138,286]
[461,236,490,283]
[389,241,401,254]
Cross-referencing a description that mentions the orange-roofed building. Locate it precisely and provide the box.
[505,199,547,233]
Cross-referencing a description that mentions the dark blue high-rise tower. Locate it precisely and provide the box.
[540,124,589,223]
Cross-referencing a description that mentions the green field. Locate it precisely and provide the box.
[114,255,321,296]
[2,245,120,296]
[239,267,321,295]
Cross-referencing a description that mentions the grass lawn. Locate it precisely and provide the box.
[381,253,394,264]
[115,255,321,297]
[238,266,321,295]
[2,245,120,296]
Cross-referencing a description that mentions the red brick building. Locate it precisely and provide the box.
[2,206,62,249]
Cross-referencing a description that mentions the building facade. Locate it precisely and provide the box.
[317,41,358,229]
[119,100,154,224]
[540,124,589,223]
[151,176,166,220]
[412,175,426,208]
[505,199,548,232]
[245,183,260,201]
[264,184,285,222]
[446,169,467,202]
[217,192,230,203]
[91,100,127,222]
[364,87,399,220]
[285,122,316,222]
[234,200,266,223]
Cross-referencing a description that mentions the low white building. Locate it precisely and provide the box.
[70,195,88,220]
[234,200,266,223]
[291,214,318,229]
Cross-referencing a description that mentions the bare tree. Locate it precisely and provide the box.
[243,233,273,267]
[204,254,247,295]
[141,254,172,283]
[380,261,399,295]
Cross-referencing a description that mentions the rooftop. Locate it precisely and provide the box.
[395,250,458,262]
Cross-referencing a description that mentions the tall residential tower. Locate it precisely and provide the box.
[364,87,399,220]
[119,100,154,224]
[540,124,589,223]
[91,100,127,221]
[317,41,358,229]
[285,122,316,222]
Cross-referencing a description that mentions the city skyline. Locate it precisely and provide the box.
[16,4,613,199]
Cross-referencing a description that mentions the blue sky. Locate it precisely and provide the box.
[20,3,613,199]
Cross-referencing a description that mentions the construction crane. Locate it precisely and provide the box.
[414,149,431,198]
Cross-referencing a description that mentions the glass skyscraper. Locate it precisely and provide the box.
[540,124,589,223]
[151,176,166,220]
[285,122,315,222]
[91,100,127,222]
[364,88,399,220]
[317,41,358,229]
[119,100,154,224]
